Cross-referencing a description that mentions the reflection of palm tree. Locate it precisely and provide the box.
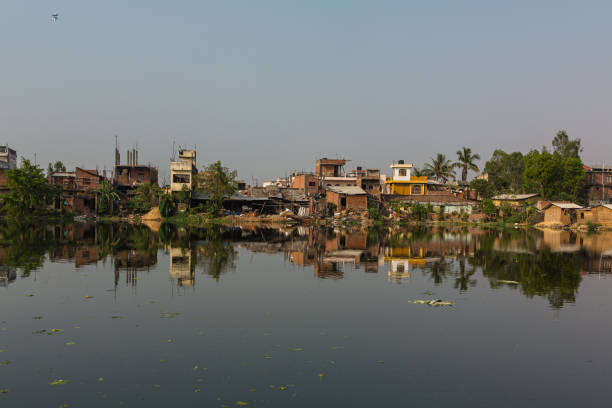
[428,258,450,285]
[454,255,477,292]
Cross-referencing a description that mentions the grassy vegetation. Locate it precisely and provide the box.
[586,221,599,233]
[163,212,203,227]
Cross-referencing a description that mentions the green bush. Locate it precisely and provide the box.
[587,221,599,233]
[159,195,176,217]
[481,199,497,218]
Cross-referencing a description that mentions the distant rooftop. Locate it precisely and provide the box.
[327,186,366,195]
[544,202,583,210]
[492,193,539,201]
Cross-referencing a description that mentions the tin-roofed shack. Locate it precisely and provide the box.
[492,193,540,207]
[577,204,612,228]
[325,186,367,212]
[541,202,583,226]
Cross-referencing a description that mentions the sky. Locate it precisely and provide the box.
[1,0,612,183]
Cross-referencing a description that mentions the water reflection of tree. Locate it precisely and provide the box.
[426,258,450,285]
[195,227,237,281]
[0,222,56,276]
[473,246,583,309]
[454,255,477,292]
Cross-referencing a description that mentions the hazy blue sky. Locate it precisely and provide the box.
[2,1,611,183]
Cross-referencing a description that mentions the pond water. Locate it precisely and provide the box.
[1,223,612,407]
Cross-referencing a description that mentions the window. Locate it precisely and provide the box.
[411,185,422,195]
[173,174,190,183]
[399,169,407,177]
[308,182,316,187]
[581,213,584,219]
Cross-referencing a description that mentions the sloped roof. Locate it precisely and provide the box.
[280,189,308,202]
[543,202,583,210]
[51,172,76,178]
[492,193,539,201]
[327,186,366,195]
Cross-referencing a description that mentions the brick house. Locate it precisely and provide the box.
[585,165,612,206]
[325,186,367,212]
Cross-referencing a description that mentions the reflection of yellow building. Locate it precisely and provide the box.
[384,247,426,283]
[385,162,428,195]
[170,247,194,287]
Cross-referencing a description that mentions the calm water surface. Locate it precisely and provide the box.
[1,223,612,407]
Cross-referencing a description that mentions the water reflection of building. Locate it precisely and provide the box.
[113,250,157,287]
[47,224,101,268]
[580,232,612,274]
[0,265,16,287]
[384,247,443,283]
[170,247,195,287]
[542,230,580,253]
[314,229,379,278]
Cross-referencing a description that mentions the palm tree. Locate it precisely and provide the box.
[98,180,120,215]
[454,147,481,183]
[423,153,455,183]
[411,167,425,177]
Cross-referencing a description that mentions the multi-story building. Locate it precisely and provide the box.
[385,161,428,195]
[315,158,360,188]
[0,146,17,170]
[170,149,197,192]
[114,148,158,190]
[585,164,612,206]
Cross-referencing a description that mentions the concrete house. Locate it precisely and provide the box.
[385,161,429,196]
[170,149,197,192]
[584,165,612,206]
[0,146,17,170]
[114,148,158,190]
[325,186,367,212]
[290,173,319,196]
[316,158,359,188]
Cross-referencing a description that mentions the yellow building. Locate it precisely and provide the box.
[385,161,428,195]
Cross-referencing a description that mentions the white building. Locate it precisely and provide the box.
[170,149,197,192]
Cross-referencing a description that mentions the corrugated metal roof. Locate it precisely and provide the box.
[545,202,583,210]
[192,192,268,202]
[492,193,539,200]
[51,172,76,178]
[327,186,366,195]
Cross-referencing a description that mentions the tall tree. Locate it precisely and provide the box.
[423,153,455,183]
[0,159,57,217]
[454,147,480,183]
[197,161,238,217]
[483,149,525,192]
[47,161,66,176]
[552,130,582,159]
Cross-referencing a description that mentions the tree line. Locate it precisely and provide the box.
[415,130,587,204]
